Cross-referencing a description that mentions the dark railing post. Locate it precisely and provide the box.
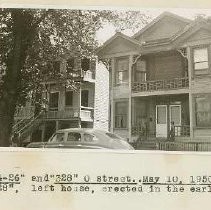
[196,142,199,151]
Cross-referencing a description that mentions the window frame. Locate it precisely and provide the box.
[81,58,91,71]
[114,101,128,129]
[134,59,147,82]
[195,94,211,128]
[193,46,209,75]
[65,90,73,107]
[115,57,129,85]
[49,91,59,111]
[66,58,75,73]
[81,89,89,107]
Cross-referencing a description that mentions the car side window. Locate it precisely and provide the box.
[84,134,98,142]
[67,132,81,141]
[50,133,64,142]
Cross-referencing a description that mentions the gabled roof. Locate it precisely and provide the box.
[96,32,142,55]
[132,11,192,39]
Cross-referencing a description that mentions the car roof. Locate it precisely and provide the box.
[56,128,106,133]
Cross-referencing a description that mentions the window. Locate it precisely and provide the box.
[84,134,98,142]
[195,95,211,127]
[135,60,146,82]
[49,92,59,110]
[53,61,61,74]
[65,91,73,106]
[50,133,64,142]
[115,101,128,128]
[66,58,75,73]
[81,58,90,71]
[193,48,209,74]
[116,58,129,85]
[81,90,89,107]
[67,132,81,141]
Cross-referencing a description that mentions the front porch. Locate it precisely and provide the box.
[131,94,190,142]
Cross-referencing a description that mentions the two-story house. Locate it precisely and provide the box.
[97,11,211,146]
[14,56,97,143]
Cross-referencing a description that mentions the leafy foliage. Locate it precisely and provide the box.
[0,8,150,145]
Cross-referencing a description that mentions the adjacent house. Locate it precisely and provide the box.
[97,12,211,145]
[14,56,98,142]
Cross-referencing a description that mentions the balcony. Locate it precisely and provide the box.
[45,107,93,121]
[46,107,79,119]
[132,77,189,93]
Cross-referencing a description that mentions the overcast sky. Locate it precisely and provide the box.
[96,8,211,44]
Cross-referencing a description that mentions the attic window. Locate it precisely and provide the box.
[193,47,209,74]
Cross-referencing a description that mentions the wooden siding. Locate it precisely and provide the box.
[98,36,139,58]
[135,16,188,42]
[112,84,130,99]
[191,76,211,94]
[193,129,211,140]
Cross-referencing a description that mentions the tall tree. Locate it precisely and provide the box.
[0,8,149,146]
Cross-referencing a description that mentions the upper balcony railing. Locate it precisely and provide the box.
[46,107,80,119]
[45,106,94,121]
[132,77,189,93]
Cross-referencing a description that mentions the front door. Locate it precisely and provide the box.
[156,105,168,138]
[170,105,181,136]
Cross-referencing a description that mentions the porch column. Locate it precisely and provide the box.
[56,120,59,131]
[128,55,133,142]
[110,58,115,133]
[187,46,194,140]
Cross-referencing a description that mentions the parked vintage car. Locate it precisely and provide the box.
[27,128,134,150]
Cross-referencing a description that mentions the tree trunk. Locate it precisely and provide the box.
[0,10,35,146]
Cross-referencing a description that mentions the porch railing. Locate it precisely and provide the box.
[174,125,190,137]
[46,107,79,119]
[158,142,211,152]
[132,77,189,92]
